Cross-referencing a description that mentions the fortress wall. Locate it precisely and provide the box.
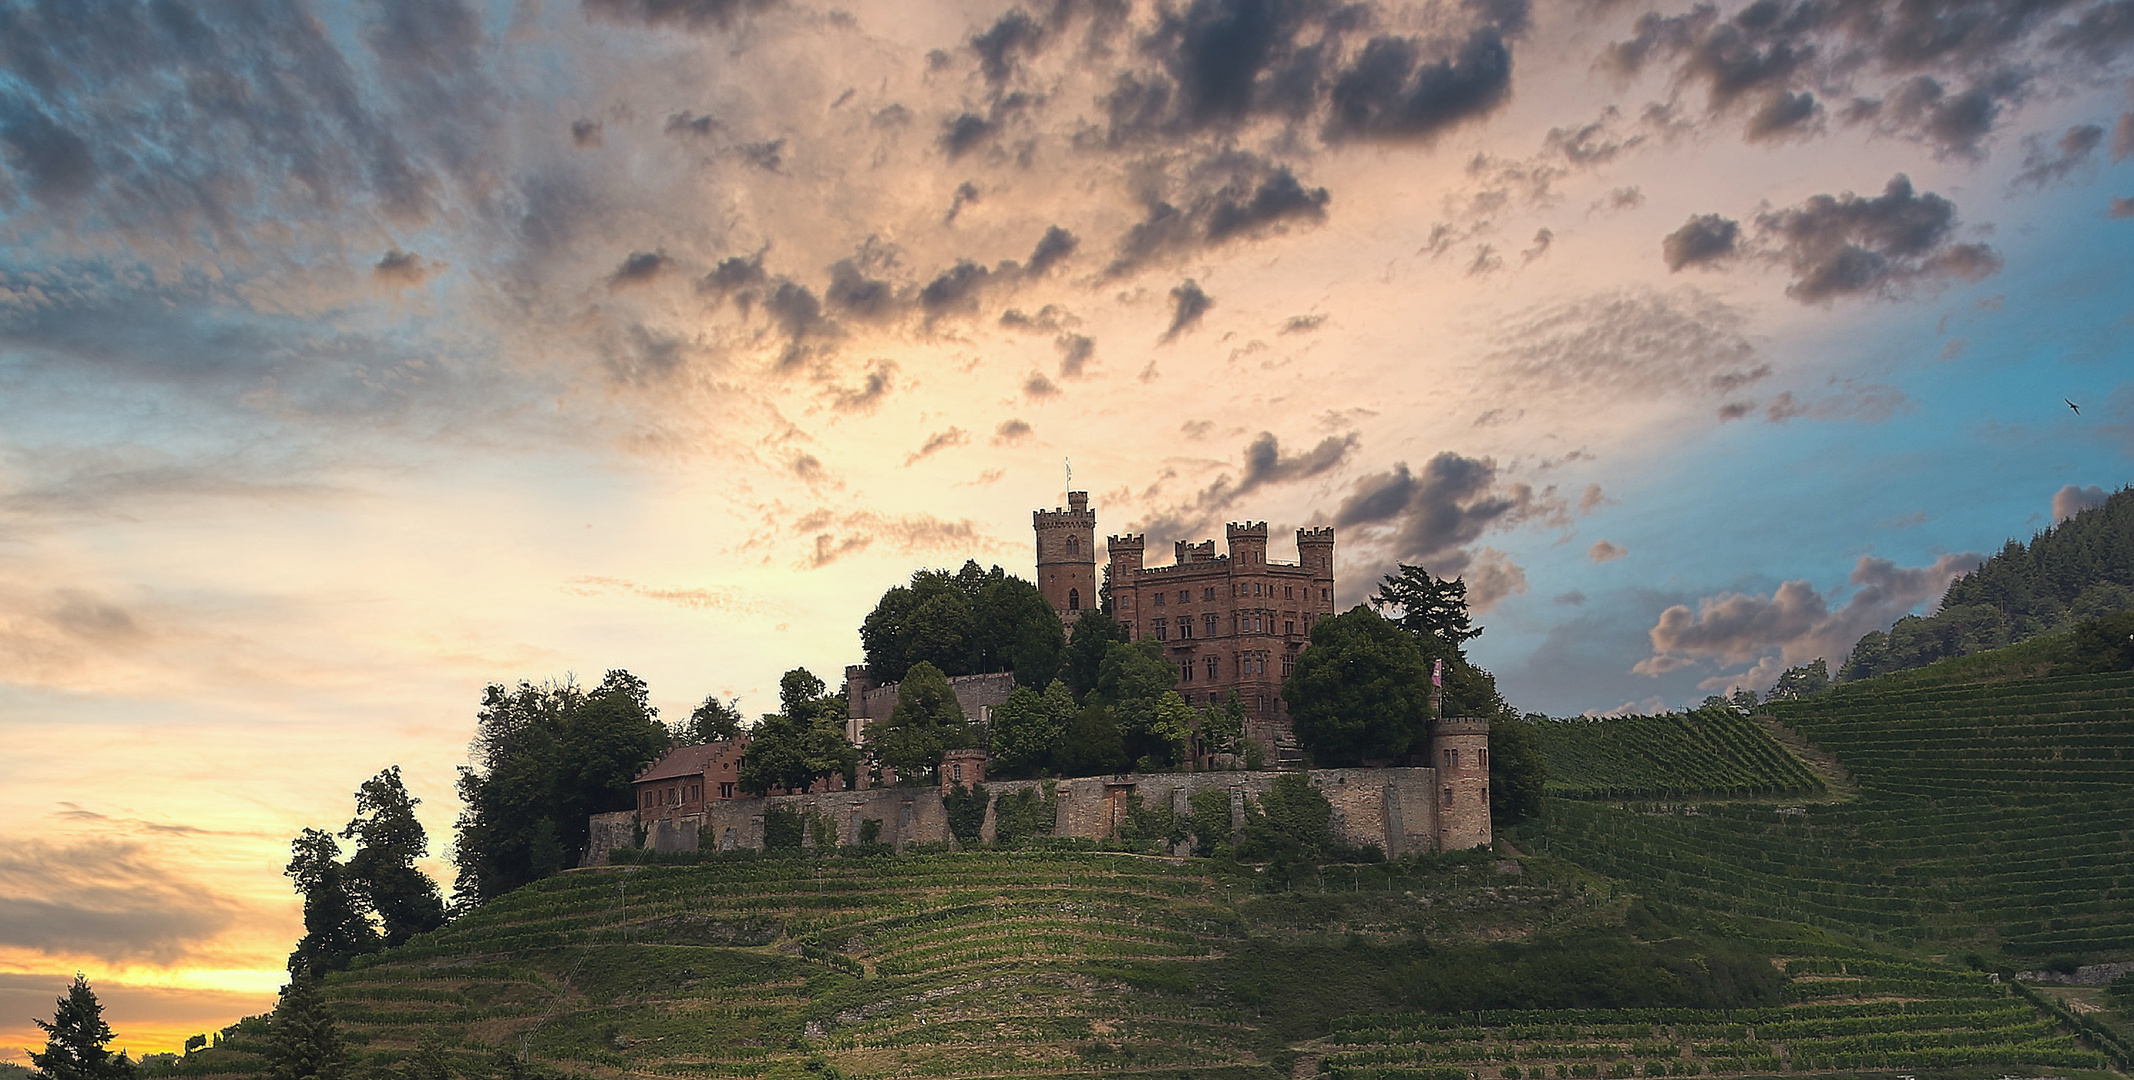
[586,766,1486,863]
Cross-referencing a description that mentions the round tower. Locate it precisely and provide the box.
[1429,716,1493,851]
[1034,491,1097,625]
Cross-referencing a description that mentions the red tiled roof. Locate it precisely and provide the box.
[636,737,749,783]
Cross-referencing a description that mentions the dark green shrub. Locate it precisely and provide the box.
[764,808,804,850]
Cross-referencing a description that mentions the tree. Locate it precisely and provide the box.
[1372,565,1483,651]
[990,684,1060,775]
[452,670,671,906]
[1196,692,1247,759]
[860,561,1064,686]
[1059,609,1126,701]
[865,661,970,779]
[263,972,344,1080]
[1284,606,1433,766]
[285,829,379,976]
[1490,715,1549,824]
[679,694,745,743]
[1054,702,1128,777]
[1094,639,1186,768]
[29,975,135,1080]
[1764,659,1830,701]
[739,668,857,794]
[339,767,445,948]
[1238,774,1335,864]
[2060,609,2134,674]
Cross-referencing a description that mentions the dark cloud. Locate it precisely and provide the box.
[1544,112,1644,164]
[1280,313,1327,334]
[1056,333,1094,376]
[608,250,670,290]
[1024,225,1079,276]
[995,418,1034,444]
[1000,304,1073,332]
[739,138,785,171]
[826,258,899,320]
[666,111,718,137]
[1634,552,1982,687]
[2054,483,2109,521]
[1746,89,1821,140]
[571,119,604,147]
[918,260,994,315]
[373,249,440,288]
[940,112,995,157]
[699,252,769,299]
[2112,195,2134,217]
[830,360,895,411]
[582,0,777,32]
[2011,124,2104,189]
[0,840,237,963]
[945,180,980,223]
[1718,400,1755,420]
[1481,288,1768,402]
[1024,371,1060,396]
[1325,30,1515,142]
[903,427,968,465]
[1139,429,1360,542]
[1589,539,1627,562]
[1755,175,2000,302]
[1107,156,1332,274]
[972,7,1047,84]
[1163,279,1213,340]
[1332,451,1558,582]
[0,96,96,204]
[1662,214,1741,270]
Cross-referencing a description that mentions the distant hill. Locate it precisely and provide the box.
[1841,486,2133,681]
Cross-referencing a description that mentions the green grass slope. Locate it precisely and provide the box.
[1534,709,1824,800]
[1523,670,2134,962]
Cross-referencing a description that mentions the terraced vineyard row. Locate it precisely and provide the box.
[1527,671,2134,958]
[1318,947,2109,1078]
[1534,709,1823,799]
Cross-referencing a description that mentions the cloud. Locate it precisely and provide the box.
[994,418,1033,444]
[1579,484,1611,514]
[1758,383,1910,424]
[2117,112,2134,159]
[1757,176,2001,302]
[1140,430,1361,541]
[2012,124,2106,190]
[2112,196,2134,218]
[1325,30,1517,142]
[1023,371,1059,397]
[1589,539,1627,562]
[945,181,980,223]
[1280,313,1327,334]
[1632,552,1983,686]
[1163,279,1213,341]
[562,577,771,615]
[582,0,777,32]
[0,840,238,964]
[608,251,670,290]
[1662,214,1741,270]
[1024,226,1079,276]
[2054,483,2109,521]
[1464,547,1530,611]
[792,510,983,569]
[373,249,441,289]
[903,427,968,465]
[1332,451,1560,583]
[830,360,895,411]
[1479,288,1768,403]
[571,119,604,147]
[1055,334,1094,377]
[1108,158,1333,275]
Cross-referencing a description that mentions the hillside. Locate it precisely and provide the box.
[1841,487,2133,682]
[1532,708,1824,800]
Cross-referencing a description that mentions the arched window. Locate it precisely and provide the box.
[1068,588,1081,610]
[1067,536,1079,553]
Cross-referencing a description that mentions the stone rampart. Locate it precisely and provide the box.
[584,765,1481,864]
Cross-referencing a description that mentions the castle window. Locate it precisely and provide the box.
[1066,536,1079,553]
[1205,656,1219,679]
[1444,749,1459,769]
[1153,618,1168,641]
[1323,588,1331,600]
[1204,613,1218,637]
[1178,589,1190,604]
[1203,587,1216,601]
[1180,660,1193,682]
[1179,618,1193,639]
[953,763,963,782]
[1068,588,1081,611]
[720,782,736,798]
[1285,585,1293,598]
[1281,652,1295,677]
[1153,591,1165,606]
[1443,786,1455,807]
[1478,749,1489,769]
[1285,620,1295,635]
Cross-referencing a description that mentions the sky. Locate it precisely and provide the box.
[0,0,2129,1057]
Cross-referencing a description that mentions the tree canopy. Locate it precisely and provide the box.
[264,972,345,1080]
[1372,564,1483,651]
[679,694,745,743]
[339,766,445,948]
[285,828,379,976]
[29,975,135,1080]
[865,661,971,778]
[1284,606,1434,766]
[452,669,670,905]
[861,561,1064,686]
[739,668,858,794]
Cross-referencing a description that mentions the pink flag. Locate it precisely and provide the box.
[1432,659,1443,687]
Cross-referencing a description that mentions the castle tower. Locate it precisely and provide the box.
[1296,527,1335,579]
[1429,717,1493,851]
[1034,491,1097,625]
[1225,521,1269,566]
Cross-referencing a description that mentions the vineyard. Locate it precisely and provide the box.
[1525,670,2134,959]
[183,848,1594,1080]
[1533,709,1824,799]
[1317,943,2108,1079]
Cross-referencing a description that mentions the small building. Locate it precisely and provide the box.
[843,668,1017,747]
[633,738,750,824]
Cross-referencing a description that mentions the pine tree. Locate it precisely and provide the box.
[28,975,135,1080]
[264,972,345,1080]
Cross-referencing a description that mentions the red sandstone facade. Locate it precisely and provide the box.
[1032,492,1335,756]
[634,737,750,824]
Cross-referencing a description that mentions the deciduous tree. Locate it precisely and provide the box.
[340,766,445,948]
[285,829,379,976]
[739,668,857,794]
[865,662,970,779]
[1284,607,1433,766]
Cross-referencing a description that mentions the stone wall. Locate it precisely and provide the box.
[584,765,1485,864]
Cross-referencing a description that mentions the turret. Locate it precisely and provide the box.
[1430,716,1492,851]
[1297,527,1335,578]
[1226,521,1269,566]
[1034,491,1098,624]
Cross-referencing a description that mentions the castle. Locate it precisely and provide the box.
[592,487,1494,862]
[1037,491,1334,755]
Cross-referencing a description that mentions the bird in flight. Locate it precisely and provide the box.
[2067,399,2081,415]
